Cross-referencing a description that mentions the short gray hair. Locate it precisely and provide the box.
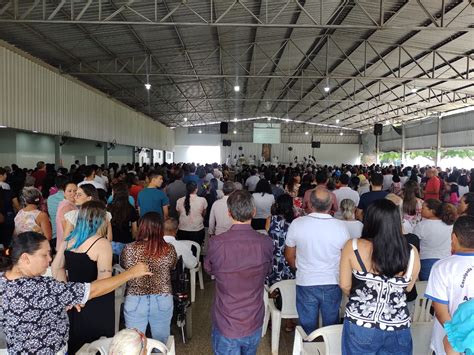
[310,186,332,213]
[227,190,255,222]
[222,181,236,195]
[20,187,42,207]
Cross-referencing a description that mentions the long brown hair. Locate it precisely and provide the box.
[136,212,170,257]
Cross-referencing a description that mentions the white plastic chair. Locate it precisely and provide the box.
[180,240,204,303]
[262,285,270,337]
[77,335,175,355]
[112,264,126,333]
[268,280,298,354]
[411,321,433,355]
[292,324,343,355]
[413,281,433,323]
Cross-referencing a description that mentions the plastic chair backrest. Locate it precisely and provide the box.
[85,337,113,354]
[146,338,169,354]
[411,322,433,355]
[305,324,343,355]
[180,240,201,262]
[415,281,428,297]
[269,279,297,317]
[413,297,433,323]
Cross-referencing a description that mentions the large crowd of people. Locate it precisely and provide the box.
[0,160,473,354]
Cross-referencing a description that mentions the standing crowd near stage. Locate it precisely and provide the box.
[0,159,473,355]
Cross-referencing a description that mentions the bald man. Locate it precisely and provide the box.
[424,168,441,200]
[285,186,350,334]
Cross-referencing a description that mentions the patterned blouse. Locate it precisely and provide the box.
[121,241,177,296]
[0,274,89,354]
[266,215,295,286]
[344,239,415,331]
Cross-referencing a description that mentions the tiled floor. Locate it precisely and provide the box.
[172,276,295,355]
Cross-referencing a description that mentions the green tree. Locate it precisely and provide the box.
[379,151,401,163]
[408,150,435,162]
[441,149,474,161]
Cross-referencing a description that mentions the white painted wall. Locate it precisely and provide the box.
[174,146,221,164]
[0,41,174,151]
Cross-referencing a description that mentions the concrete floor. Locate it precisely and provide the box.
[172,275,295,355]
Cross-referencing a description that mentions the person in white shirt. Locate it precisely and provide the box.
[94,166,109,190]
[251,180,275,230]
[425,215,474,355]
[77,165,105,190]
[176,181,208,246]
[382,168,394,191]
[208,182,235,236]
[338,199,363,239]
[285,186,350,334]
[0,167,10,190]
[413,199,457,281]
[245,170,260,192]
[163,218,197,269]
[334,174,360,219]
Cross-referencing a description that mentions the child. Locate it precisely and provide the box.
[425,215,474,355]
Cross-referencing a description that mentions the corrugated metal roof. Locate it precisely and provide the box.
[0,0,472,132]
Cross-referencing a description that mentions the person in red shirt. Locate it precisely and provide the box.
[424,168,441,200]
[31,161,46,189]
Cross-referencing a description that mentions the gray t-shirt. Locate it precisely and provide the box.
[166,180,187,219]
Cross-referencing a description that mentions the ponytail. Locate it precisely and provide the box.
[438,203,457,225]
[425,199,457,226]
[184,181,197,216]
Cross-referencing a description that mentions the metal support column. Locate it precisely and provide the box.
[103,144,109,167]
[375,135,380,165]
[435,116,442,166]
[401,123,406,166]
[54,136,62,168]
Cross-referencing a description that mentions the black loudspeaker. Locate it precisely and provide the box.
[220,122,228,134]
[311,141,321,148]
[374,123,383,136]
[223,139,231,146]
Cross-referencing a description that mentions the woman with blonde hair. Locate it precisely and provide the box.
[52,200,114,353]
[339,199,363,239]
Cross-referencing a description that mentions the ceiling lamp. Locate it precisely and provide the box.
[339,132,344,136]
[336,119,340,124]
[183,117,188,122]
[323,77,330,92]
[233,130,237,134]
[198,130,202,134]
[305,131,309,135]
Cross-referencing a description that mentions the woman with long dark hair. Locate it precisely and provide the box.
[56,182,78,248]
[52,200,118,353]
[1,231,149,354]
[120,212,177,344]
[251,179,275,230]
[458,191,474,216]
[401,179,423,231]
[176,181,208,246]
[107,182,139,257]
[413,199,457,280]
[63,183,113,242]
[266,193,295,286]
[339,199,420,355]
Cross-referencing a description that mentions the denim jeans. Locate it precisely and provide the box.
[296,284,342,335]
[420,258,439,281]
[124,294,173,344]
[342,319,412,355]
[211,326,261,355]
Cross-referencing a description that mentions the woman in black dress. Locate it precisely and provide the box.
[52,200,114,354]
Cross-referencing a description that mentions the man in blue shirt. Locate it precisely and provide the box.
[138,170,169,219]
[47,175,68,242]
